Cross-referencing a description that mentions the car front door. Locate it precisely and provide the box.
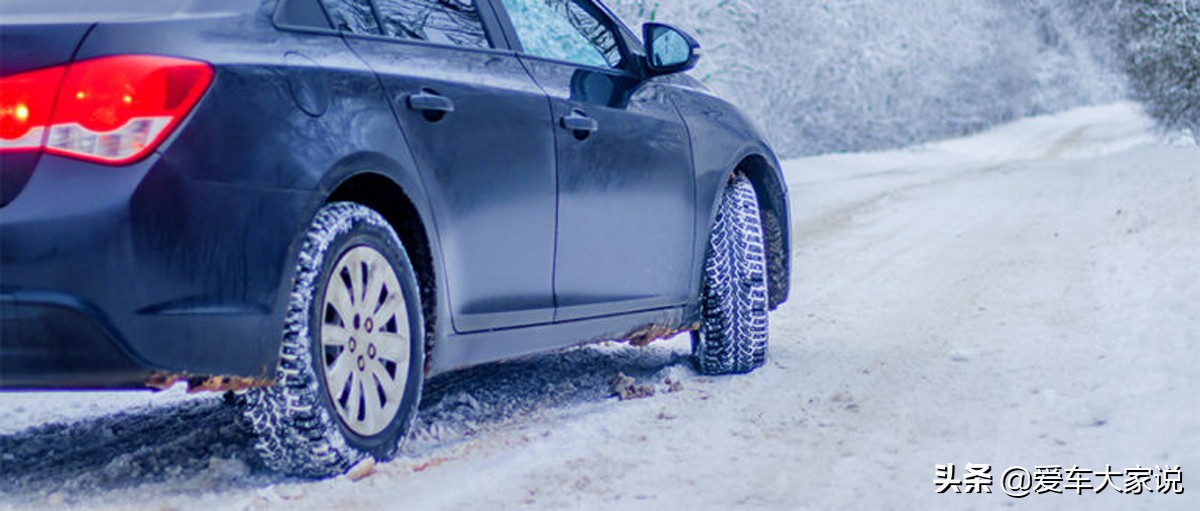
[494,0,696,321]
[332,0,558,332]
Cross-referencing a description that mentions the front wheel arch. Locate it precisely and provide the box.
[698,154,791,311]
[736,155,791,310]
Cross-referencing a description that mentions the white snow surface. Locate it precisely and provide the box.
[1,103,1198,510]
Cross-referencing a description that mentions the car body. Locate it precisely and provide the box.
[0,0,789,400]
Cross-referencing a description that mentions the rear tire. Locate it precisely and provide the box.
[692,173,769,375]
[242,202,424,478]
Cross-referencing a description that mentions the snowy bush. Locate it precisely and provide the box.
[608,0,1127,157]
[1118,0,1200,142]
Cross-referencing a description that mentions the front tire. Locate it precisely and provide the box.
[693,174,769,375]
[243,202,424,478]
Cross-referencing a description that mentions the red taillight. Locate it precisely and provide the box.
[0,66,64,150]
[0,55,212,165]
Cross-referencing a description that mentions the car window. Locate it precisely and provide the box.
[374,0,491,48]
[276,0,333,30]
[499,0,622,68]
[321,0,380,34]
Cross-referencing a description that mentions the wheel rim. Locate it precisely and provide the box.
[319,245,410,437]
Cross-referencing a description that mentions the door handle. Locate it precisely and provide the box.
[407,90,455,115]
[560,109,599,139]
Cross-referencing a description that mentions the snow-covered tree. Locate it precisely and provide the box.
[1119,0,1200,141]
[607,0,1127,157]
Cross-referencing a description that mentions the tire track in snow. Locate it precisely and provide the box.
[0,342,692,507]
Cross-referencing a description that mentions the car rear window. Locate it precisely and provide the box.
[373,0,491,49]
[276,0,332,30]
[321,0,380,35]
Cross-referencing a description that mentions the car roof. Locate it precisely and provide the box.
[0,0,257,24]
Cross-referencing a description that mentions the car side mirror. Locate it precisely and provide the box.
[643,23,700,76]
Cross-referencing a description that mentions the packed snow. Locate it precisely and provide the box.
[1,103,1197,510]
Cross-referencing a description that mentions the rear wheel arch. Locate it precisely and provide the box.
[326,172,439,375]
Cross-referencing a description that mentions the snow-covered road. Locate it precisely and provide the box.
[2,103,1197,510]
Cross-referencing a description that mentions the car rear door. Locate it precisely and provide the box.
[493,0,696,321]
[329,0,558,332]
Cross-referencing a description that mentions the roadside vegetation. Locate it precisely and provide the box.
[611,0,1198,155]
[1117,0,1200,142]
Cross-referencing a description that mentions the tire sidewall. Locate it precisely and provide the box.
[308,214,425,459]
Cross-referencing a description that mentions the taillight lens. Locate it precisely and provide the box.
[0,55,212,165]
[0,66,64,150]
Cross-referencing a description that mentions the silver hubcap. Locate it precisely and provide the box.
[320,246,410,437]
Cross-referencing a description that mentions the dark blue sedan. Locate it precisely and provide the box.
[0,0,790,477]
